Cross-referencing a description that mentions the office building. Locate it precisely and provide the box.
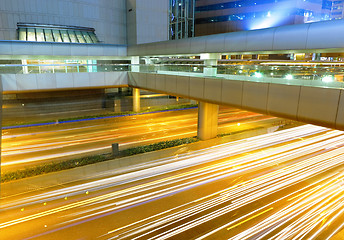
[195,0,337,36]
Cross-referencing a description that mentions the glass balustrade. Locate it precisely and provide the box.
[1,63,344,89]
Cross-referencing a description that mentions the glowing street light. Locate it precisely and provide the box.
[254,72,263,78]
[322,75,334,83]
[285,74,293,80]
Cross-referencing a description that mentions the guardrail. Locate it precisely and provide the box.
[1,63,344,89]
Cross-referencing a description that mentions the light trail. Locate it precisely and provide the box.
[1,108,269,171]
[2,125,344,239]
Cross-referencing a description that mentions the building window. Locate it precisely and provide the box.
[17,23,100,43]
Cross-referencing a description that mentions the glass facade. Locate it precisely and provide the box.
[195,0,344,35]
[17,23,100,43]
[169,0,195,40]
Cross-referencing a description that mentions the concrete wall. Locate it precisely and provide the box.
[0,0,127,44]
[126,0,169,45]
[128,72,344,130]
[1,71,128,93]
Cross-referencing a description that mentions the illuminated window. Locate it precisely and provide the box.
[27,28,36,41]
[52,30,62,42]
[18,28,26,40]
[36,28,45,41]
[17,23,100,43]
[44,29,54,42]
[67,30,78,43]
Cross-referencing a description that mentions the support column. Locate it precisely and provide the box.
[200,53,221,77]
[197,101,219,140]
[133,88,140,112]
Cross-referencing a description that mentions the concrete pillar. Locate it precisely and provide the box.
[131,56,140,72]
[197,101,219,140]
[114,98,121,112]
[133,88,140,112]
[200,53,221,77]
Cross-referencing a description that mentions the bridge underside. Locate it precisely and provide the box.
[128,72,344,132]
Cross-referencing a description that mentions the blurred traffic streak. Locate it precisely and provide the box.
[1,107,279,172]
[2,125,344,239]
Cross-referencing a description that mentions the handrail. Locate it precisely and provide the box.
[1,63,344,89]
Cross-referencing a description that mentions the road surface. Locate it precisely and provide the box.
[1,107,279,172]
[1,125,344,239]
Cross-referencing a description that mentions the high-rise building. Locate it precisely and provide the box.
[329,0,344,19]
[169,0,195,40]
[194,0,336,36]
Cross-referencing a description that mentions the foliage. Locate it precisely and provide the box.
[1,136,198,183]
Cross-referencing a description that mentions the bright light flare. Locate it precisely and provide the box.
[322,75,334,83]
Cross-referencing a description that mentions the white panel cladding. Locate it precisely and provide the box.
[189,77,205,99]
[104,72,128,86]
[175,38,191,54]
[335,90,344,129]
[163,41,177,55]
[190,37,207,54]
[87,45,104,56]
[70,44,89,56]
[165,74,177,93]
[36,73,56,89]
[242,81,269,114]
[32,42,54,55]
[135,72,147,88]
[204,78,222,102]
[2,74,18,91]
[221,80,243,107]
[129,0,168,45]
[146,73,157,90]
[1,72,128,92]
[176,75,190,97]
[117,46,127,56]
[155,74,166,91]
[103,45,119,56]
[273,23,309,50]
[52,44,72,56]
[0,41,12,55]
[55,73,74,89]
[0,41,127,57]
[16,73,38,90]
[306,20,344,49]
[220,31,247,53]
[128,19,344,56]
[89,72,105,86]
[127,73,344,130]
[267,84,301,119]
[297,86,341,128]
[73,72,90,87]
[205,34,225,53]
[11,41,34,55]
[246,28,275,51]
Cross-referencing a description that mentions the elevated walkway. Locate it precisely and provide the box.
[2,63,344,131]
[128,68,344,131]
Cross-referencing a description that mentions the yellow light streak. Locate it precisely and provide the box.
[226,207,273,230]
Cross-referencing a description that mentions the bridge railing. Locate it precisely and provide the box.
[0,63,129,74]
[133,63,344,89]
[1,62,344,89]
